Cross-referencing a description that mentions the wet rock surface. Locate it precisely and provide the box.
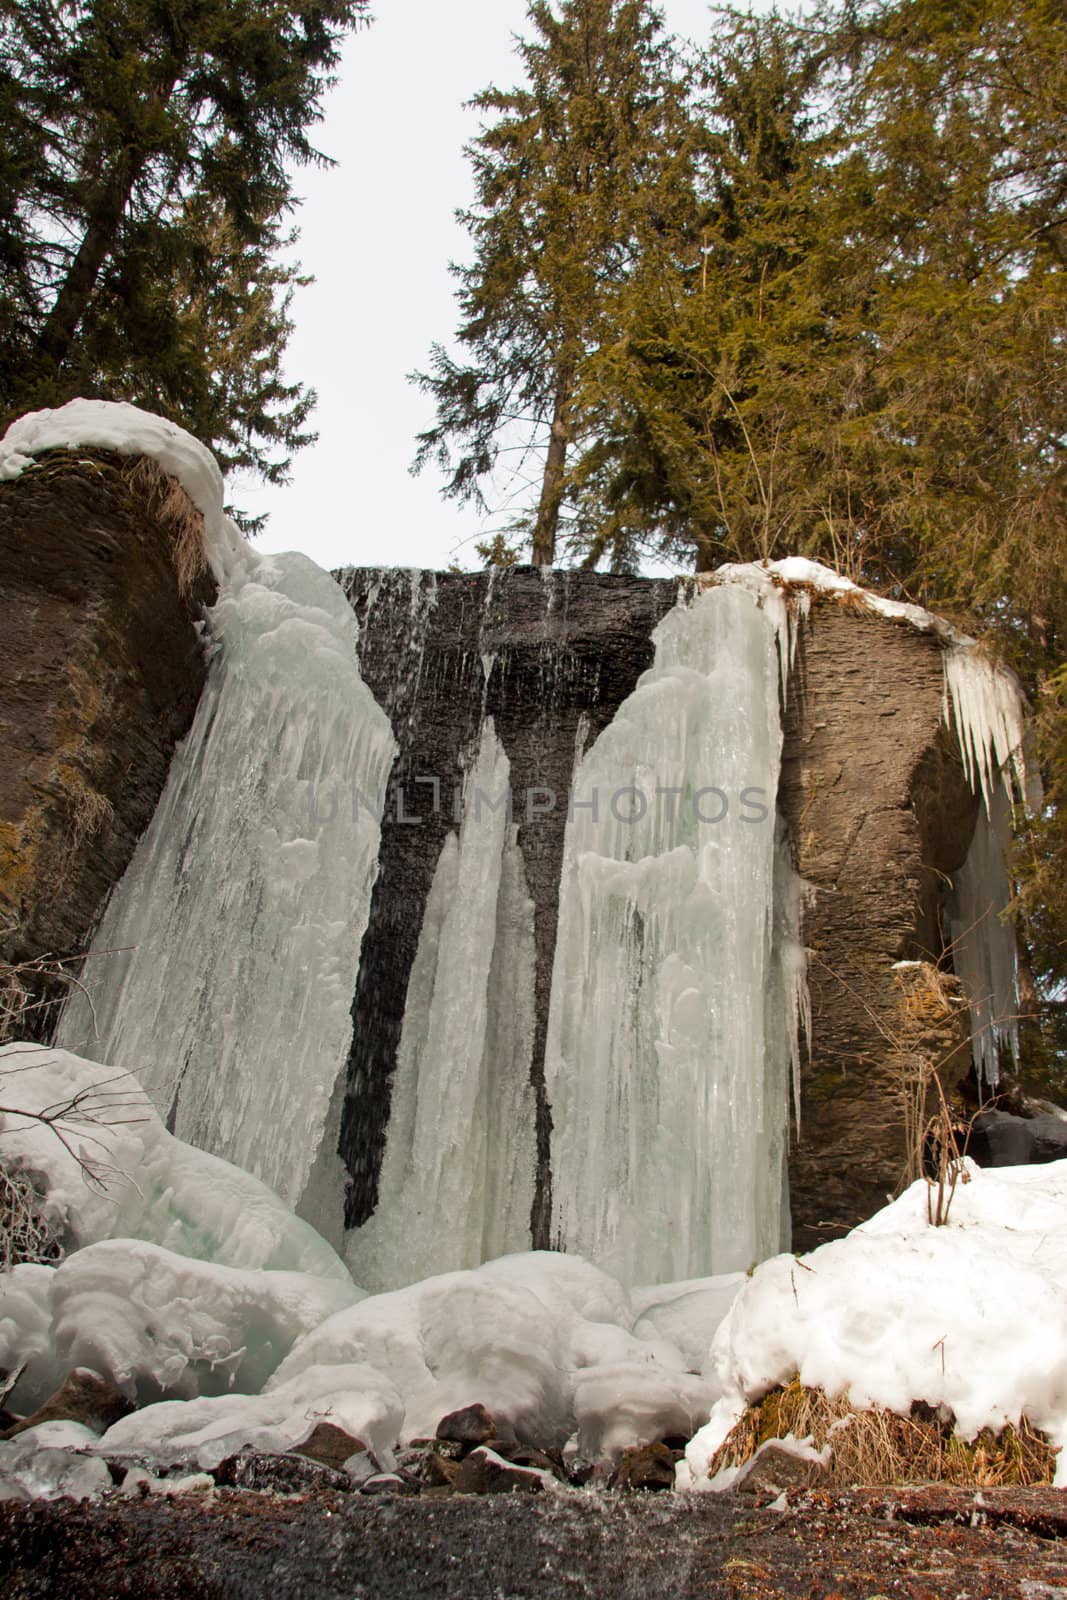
[4,1484,1067,1597]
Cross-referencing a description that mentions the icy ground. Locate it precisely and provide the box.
[4,1044,1067,1502]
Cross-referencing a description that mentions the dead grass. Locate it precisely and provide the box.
[708,1379,1057,1488]
[123,455,208,593]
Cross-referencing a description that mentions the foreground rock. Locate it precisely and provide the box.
[5,1484,1067,1598]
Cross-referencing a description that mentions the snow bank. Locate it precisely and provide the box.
[0,1044,350,1281]
[684,1161,1067,1489]
[0,399,243,580]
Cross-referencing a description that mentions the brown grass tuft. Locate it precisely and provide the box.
[123,455,208,593]
[708,1379,1056,1488]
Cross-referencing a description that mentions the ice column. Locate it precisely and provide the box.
[544,584,798,1286]
[345,718,538,1292]
[946,785,1021,1087]
[58,548,396,1214]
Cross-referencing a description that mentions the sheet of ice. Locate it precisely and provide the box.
[947,786,1020,1084]
[56,542,396,1222]
[346,720,537,1291]
[49,1238,360,1404]
[0,398,243,580]
[0,1044,350,1282]
[544,584,796,1285]
[684,1161,1067,1489]
[99,1361,403,1472]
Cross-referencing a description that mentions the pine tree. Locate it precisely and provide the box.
[412,0,698,567]
[0,0,369,488]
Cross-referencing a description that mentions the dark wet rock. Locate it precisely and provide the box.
[212,1452,351,1496]
[608,1442,678,1492]
[424,1453,461,1489]
[8,1483,1067,1597]
[435,1403,496,1450]
[1,1369,133,1440]
[290,1421,366,1472]
[454,1446,550,1496]
[735,1441,829,1496]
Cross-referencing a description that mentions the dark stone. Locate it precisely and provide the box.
[435,1403,496,1449]
[291,1421,367,1472]
[0,449,215,1034]
[212,1451,351,1495]
[608,1442,677,1492]
[1,1368,134,1439]
[966,1109,1067,1168]
[359,1472,415,1496]
[453,1446,549,1495]
[735,1440,829,1495]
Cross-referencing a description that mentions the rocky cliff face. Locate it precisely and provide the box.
[0,450,214,1033]
[340,567,981,1250]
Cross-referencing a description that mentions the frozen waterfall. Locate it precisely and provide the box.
[57,546,396,1222]
[543,584,802,1285]
[345,718,538,1291]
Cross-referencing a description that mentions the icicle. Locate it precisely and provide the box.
[345,719,537,1291]
[57,546,396,1216]
[544,584,797,1285]
[943,644,1039,818]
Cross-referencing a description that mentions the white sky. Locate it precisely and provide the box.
[238,1,721,572]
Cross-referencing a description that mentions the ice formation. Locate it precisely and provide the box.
[345,720,538,1291]
[683,1160,1067,1490]
[544,583,799,1285]
[0,1045,350,1283]
[41,417,396,1223]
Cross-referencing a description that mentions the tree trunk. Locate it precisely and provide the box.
[532,365,573,568]
[34,146,146,377]
[34,58,180,379]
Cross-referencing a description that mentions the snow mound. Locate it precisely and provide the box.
[684,1161,1067,1488]
[0,1044,350,1281]
[49,1239,360,1404]
[0,399,243,580]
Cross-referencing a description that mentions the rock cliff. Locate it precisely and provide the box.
[0,450,214,1032]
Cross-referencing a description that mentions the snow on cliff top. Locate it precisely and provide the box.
[0,399,244,581]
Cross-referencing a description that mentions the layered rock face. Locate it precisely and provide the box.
[0,451,213,1030]
[779,605,978,1247]
[340,568,981,1251]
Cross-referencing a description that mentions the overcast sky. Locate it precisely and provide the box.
[237,1,722,573]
